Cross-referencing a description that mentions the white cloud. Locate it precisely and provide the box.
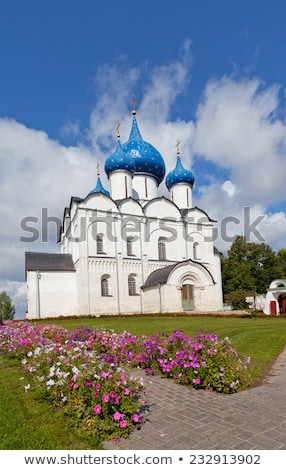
[194,77,286,206]
[221,180,236,198]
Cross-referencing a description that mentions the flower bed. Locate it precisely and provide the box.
[0,321,250,441]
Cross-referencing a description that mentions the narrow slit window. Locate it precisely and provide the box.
[97,235,104,254]
[158,238,166,261]
[127,237,133,256]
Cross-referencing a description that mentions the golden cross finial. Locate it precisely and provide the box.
[97,163,100,176]
[116,121,121,138]
[132,94,136,115]
[175,139,181,155]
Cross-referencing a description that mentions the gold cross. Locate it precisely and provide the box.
[97,163,100,176]
[116,121,121,138]
[175,139,181,154]
[132,94,136,115]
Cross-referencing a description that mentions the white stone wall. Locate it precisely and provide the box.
[170,183,193,209]
[26,271,77,319]
[132,174,158,200]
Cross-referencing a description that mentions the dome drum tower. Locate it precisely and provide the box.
[165,146,195,210]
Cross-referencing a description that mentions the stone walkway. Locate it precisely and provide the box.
[104,347,286,450]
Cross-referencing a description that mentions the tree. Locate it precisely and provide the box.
[276,248,286,279]
[0,290,15,321]
[222,236,279,296]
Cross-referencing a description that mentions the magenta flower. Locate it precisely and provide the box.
[193,378,201,385]
[102,394,110,403]
[113,411,122,421]
[132,413,139,423]
[120,420,127,428]
[100,371,109,378]
[124,388,130,395]
[93,405,102,414]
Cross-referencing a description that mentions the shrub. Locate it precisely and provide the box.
[225,290,249,310]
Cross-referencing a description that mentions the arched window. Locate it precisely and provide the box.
[97,235,104,254]
[193,242,199,260]
[193,242,200,259]
[127,237,134,256]
[101,277,109,296]
[128,276,136,296]
[158,237,166,261]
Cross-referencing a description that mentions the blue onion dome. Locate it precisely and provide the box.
[166,147,195,190]
[105,130,136,178]
[122,109,166,185]
[88,174,110,196]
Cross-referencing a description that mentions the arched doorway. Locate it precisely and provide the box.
[278,294,286,314]
[181,283,195,311]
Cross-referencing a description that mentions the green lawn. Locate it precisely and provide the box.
[1,314,286,449]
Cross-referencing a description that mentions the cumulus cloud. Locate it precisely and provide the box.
[194,76,286,206]
[1,43,286,317]
[0,119,97,316]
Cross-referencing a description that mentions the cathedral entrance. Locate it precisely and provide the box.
[181,284,195,311]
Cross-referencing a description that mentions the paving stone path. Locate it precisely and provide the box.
[104,347,286,450]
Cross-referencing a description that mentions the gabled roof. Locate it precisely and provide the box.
[25,252,75,272]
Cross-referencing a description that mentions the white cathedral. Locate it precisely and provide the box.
[25,106,223,319]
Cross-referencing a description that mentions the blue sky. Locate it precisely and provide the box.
[0,0,286,317]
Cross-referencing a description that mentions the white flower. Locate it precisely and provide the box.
[72,366,80,375]
[48,365,55,377]
[33,347,42,357]
[24,384,31,392]
[46,378,55,387]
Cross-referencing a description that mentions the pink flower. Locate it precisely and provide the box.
[120,420,127,428]
[124,388,130,395]
[84,380,92,387]
[132,413,139,423]
[113,411,122,421]
[193,378,201,385]
[93,405,102,414]
[73,383,79,389]
[102,394,110,403]
[109,391,116,398]
[113,396,119,405]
